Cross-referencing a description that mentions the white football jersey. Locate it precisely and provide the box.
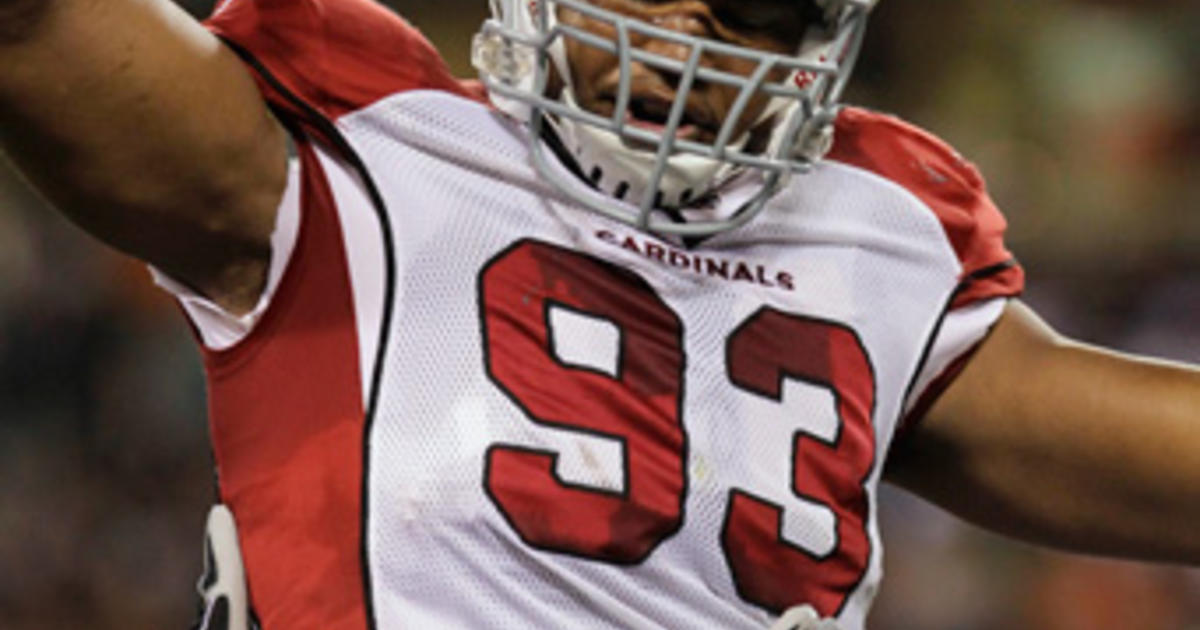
[157,1,1024,628]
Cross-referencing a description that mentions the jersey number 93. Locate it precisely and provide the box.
[479,239,875,616]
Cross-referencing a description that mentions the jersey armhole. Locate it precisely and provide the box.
[153,136,363,363]
[897,297,1009,436]
[150,158,302,351]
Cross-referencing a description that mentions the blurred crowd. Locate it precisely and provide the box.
[0,0,1196,628]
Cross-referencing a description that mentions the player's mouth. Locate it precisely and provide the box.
[625,96,709,139]
[596,92,720,147]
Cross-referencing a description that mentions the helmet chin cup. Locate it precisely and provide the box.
[555,90,746,209]
[475,0,877,236]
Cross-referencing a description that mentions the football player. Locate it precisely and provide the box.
[0,0,1196,628]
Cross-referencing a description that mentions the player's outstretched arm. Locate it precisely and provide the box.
[0,0,287,313]
[886,300,1200,563]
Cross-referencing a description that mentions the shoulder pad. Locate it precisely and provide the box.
[828,107,1024,307]
[205,0,480,122]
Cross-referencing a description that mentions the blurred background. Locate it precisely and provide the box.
[0,0,1197,627]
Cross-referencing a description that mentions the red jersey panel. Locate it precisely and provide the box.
[201,143,368,630]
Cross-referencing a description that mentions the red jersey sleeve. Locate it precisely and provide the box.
[828,107,1025,308]
[204,0,479,132]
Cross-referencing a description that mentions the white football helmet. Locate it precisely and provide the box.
[473,0,877,235]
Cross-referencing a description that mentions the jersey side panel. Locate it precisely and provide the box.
[203,0,479,130]
[202,142,368,630]
[828,107,1025,308]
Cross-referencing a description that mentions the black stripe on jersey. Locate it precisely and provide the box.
[962,258,1019,286]
[215,37,398,630]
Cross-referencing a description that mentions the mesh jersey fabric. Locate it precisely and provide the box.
[157,0,1027,628]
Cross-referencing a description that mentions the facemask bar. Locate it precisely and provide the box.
[475,0,872,235]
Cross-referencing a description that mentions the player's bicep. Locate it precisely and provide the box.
[885,300,1200,556]
[884,300,1059,499]
[0,0,286,312]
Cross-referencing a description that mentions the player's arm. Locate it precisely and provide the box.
[0,0,287,313]
[886,299,1200,563]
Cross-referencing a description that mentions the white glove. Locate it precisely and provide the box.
[767,604,844,630]
[193,504,254,630]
